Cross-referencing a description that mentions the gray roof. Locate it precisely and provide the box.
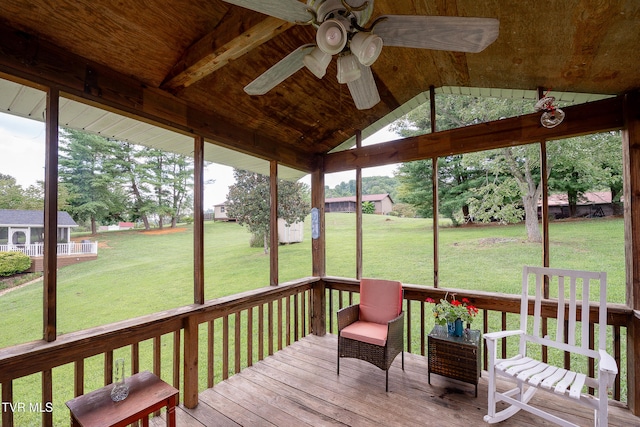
[0,210,77,227]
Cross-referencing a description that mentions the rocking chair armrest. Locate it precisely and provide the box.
[337,304,360,331]
[484,329,525,342]
[598,349,618,378]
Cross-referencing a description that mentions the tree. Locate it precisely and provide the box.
[548,132,622,216]
[0,174,25,209]
[392,95,545,240]
[59,129,125,234]
[325,176,399,200]
[226,170,309,254]
[362,201,375,214]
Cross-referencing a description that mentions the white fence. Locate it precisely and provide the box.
[0,242,98,256]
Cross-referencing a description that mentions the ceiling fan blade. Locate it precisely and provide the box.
[347,63,380,110]
[374,16,499,53]
[244,44,315,95]
[221,0,312,23]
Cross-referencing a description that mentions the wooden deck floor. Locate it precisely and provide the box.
[151,334,639,427]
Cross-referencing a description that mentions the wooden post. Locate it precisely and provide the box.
[623,90,640,414]
[43,86,59,342]
[183,316,198,408]
[430,86,439,287]
[355,130,363,279]
[270,160,278,286]
[194,135,204,304]
[311,166,326,335]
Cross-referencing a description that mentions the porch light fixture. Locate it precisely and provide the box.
[316,17,349,55]
[535,95,565,129]
[350,32,383,66]
[303,47,332,79]
[337,53,361,84]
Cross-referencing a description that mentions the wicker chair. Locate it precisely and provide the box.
[337,278,404,392]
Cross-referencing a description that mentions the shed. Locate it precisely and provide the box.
[0,209,77,246]
[542,191,622,219]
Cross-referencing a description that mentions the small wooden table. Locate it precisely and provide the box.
[66,371,178,427]
[428,326,481,396]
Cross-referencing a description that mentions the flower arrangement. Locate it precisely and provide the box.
[426,294,479,326]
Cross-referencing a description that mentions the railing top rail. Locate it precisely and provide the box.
[0,277,318,383]
[322,277,632,327]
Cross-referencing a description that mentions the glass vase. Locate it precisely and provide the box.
[447,318,463,337]
[110,358,130,402]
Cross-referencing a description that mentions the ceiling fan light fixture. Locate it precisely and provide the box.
[350,32,383,66]
[316,17,349,55]
[337,53,362,84]
[303,47,332,79]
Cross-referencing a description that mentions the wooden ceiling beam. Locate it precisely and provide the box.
[0,22,316,173]
[161,13,294,92]
[323,95,625,173]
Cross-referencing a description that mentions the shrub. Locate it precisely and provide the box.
[0,252,32,276]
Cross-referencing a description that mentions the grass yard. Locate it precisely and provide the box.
[0,214,627,426]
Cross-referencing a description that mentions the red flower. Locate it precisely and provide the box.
[462,297,470,304]
[451,300,462,307]
[426,297,435,303]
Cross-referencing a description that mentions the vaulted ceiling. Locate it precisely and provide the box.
[0,1,638,175]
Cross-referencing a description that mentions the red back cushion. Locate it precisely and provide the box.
[359,278,403,324]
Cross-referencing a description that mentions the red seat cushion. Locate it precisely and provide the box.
[340,321,388,346]
[359,278,402,325]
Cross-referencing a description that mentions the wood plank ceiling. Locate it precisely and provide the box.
[0,1,638,175]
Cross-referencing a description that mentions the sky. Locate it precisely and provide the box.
[0,112,400,208]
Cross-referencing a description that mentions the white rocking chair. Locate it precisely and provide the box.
[484,266,617,427]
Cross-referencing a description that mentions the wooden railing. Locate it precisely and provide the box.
[0,275,634,426]
[0,277,316,427]
[323,277,633,404]
[0,241,98,256]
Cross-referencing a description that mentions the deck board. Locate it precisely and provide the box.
[152,334,640,427]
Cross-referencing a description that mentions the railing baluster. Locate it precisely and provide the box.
[1,380,13,427]
[104,350,113,386]
[420,301,426,356]
[483,309,489,371]
[223,315,229,380]
[294,292,300,340]
[42,369,53,427]
[614,325,621,400]
[277,298,283,351]
[303,290,308,336]
[406,299,412,353]
[258,305,264,361]
[501,312,507,360]
[234,312,241,374]
[74,359,84,397]
[207,320,215,387]
[247,308,254,368]
[131,342,139,376]
[173,330,180,402]
[153,335,161,417]
[328,289,334,333]
[286,295,291,347]
[268,301,274,356]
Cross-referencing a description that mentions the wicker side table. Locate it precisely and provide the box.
[428,326,481,396]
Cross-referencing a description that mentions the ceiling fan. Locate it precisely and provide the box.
[221,0,499,110]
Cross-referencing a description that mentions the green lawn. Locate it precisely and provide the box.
[0,214,627,426]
